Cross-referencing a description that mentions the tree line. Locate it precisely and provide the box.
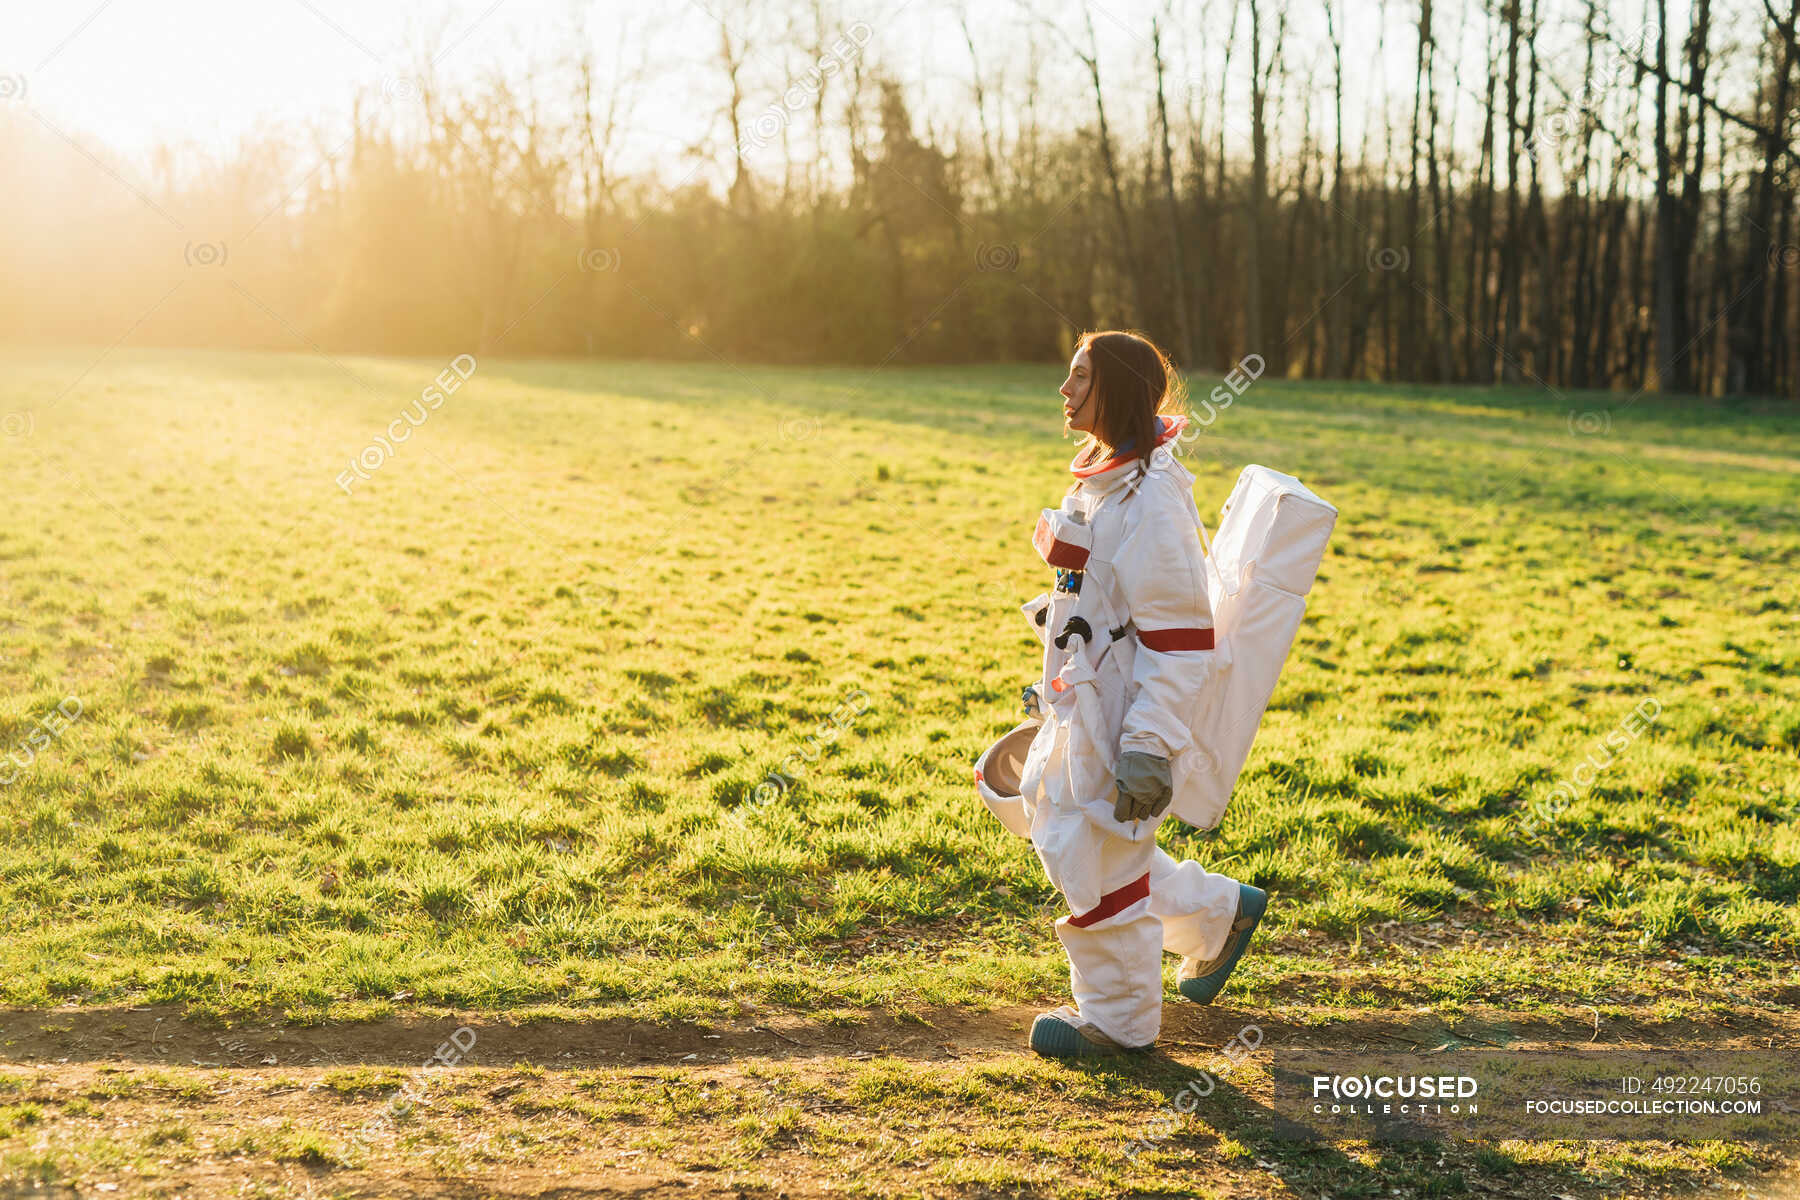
[0,0,1795,398]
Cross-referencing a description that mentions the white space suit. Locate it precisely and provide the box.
[981,414,1244,1049]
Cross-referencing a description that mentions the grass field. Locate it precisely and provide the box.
[1,348,1797,1198]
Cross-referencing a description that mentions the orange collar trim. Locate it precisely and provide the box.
[1069,414,1187,479]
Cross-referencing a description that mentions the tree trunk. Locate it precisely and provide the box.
[1152,13,1195,364]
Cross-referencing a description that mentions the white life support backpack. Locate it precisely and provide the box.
[1173,464,1337,830]
[975,463,1337,835]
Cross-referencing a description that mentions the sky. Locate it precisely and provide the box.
[0,0,1715,187]
[0,0,1374,149]
[6,0,653,154]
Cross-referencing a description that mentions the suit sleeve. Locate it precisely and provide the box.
[1112,475,1220,760]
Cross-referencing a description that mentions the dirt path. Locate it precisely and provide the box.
[1,1002,1795,1199]
[7,999,1797,1067]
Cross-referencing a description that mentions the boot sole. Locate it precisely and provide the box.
[1028,1013,1150,1058]
[1178,884,1268,1005]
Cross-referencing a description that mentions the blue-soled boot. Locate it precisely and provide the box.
[1177,884,1268,1005]
[1028,1005,1153,1058]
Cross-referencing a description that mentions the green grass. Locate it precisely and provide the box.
[0,1054,1778,1198]
[0,348,1796,1020]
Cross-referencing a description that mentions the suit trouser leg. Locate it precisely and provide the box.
[1053,830,1163,1048]
[1047,824,1244,1044]
[1148,847,1242,963]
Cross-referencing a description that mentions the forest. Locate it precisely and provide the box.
[1,0,1795,397]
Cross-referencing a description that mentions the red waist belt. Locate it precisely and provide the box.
[1137,626,1215,651]
[1067,872,1151,927]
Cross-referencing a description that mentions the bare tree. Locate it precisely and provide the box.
[1152,7,1195,363]
[1245,0,1288,364]
[716,9,756,213]
[1049,2,1147,321]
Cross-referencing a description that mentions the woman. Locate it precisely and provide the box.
[980,329,1266,1058]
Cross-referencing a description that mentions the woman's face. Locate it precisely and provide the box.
[1060,346,1096,435]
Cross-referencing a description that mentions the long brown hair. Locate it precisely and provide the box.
[1069,329,1186,470]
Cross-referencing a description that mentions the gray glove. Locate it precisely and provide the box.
[1112,751,1173,822]
[1021,683,1042,719]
